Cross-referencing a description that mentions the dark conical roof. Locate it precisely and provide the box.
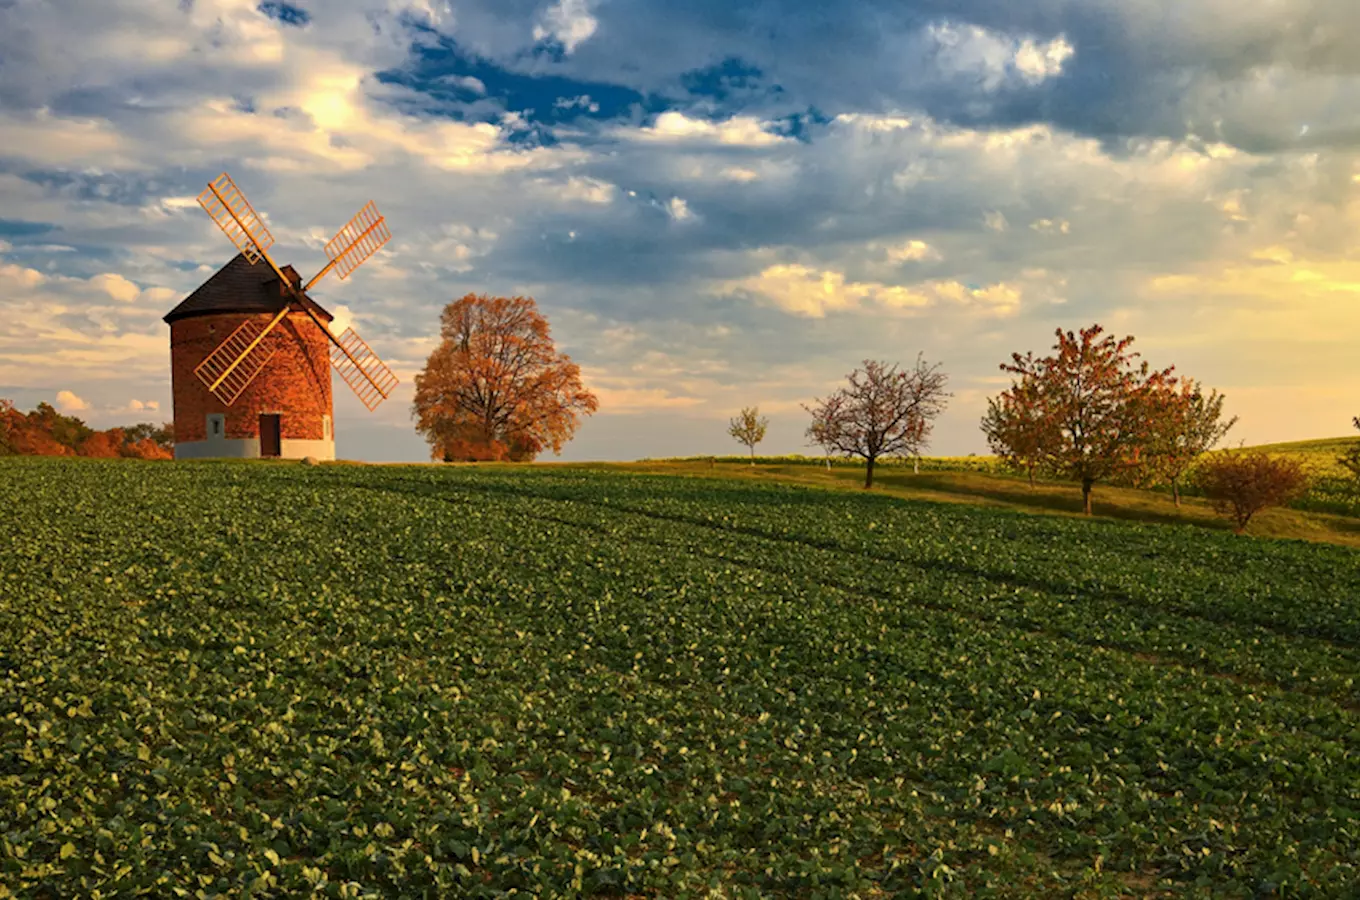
[163,253,333,325]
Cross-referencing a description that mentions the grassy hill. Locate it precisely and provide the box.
[627,435,1360,549]
[2,456,1359,896]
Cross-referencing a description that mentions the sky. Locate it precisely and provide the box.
[1,0,1358,462]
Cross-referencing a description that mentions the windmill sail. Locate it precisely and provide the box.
[325,202,390,280]
[329,327,398,411]
[194,314,282,405]
[197,173,275,265]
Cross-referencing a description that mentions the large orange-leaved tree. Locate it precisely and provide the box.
[412,294,599,462]
[992,325,1176,515]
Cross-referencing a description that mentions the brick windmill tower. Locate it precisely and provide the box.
[163,173,398,460]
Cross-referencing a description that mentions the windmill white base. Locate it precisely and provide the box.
[173,436,335,461]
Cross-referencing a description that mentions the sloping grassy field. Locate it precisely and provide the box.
[631,435,1360,548]
[2,457,1360,898]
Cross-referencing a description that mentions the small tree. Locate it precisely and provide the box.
[979,379,1053,487]
[728,406,769,464]
[1194,450,1310,534]
[803,355,950,489]
[807,420,835,470]
[1140,380,1237,506]
[996,325,1175,515]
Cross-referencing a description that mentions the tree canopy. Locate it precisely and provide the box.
[412,294,599,462]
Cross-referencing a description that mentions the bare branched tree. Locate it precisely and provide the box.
[803,356,950,489]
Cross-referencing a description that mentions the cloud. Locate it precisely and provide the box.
[1029,218,1070,235]
[885,240,942,263]
[665,197,694,222]
[55,390,89,412]
[716,263,1028,319]
[90,273,140,303]
[554,94,600,113]
[533,0,599,54]
[926,23,1075,90]
[624,111,790,147]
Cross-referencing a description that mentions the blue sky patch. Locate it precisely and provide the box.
[377,31,667,127]
[257,1,309,28]
[0,218,57,238]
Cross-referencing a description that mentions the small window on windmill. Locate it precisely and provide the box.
[207,413,225,438]
[323,415,332,441]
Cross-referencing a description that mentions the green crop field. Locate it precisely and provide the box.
[3,457,1360,898]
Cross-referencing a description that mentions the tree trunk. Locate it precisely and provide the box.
[824,456,831,471]
[1082,477,1094,515]
[1172,477,1181,507]
[913,455,919,474]
[864,456,875,489]
[749,445,755,466]
[1027,468,1035,488]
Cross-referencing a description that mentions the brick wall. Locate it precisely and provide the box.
[169,312,334,443]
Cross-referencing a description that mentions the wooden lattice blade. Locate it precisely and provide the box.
[193,317,281,406]
[324,201,390,280]
[197,172,275,265]
[329,326,398,411]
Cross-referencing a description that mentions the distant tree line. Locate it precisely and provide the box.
[0,399,172,460]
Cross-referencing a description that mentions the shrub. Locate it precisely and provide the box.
[1194,450,1311,534]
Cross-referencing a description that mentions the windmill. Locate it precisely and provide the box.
[162,172,398,460]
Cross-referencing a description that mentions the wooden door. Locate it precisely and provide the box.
[259,414,281,457]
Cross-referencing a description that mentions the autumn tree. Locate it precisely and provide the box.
[0,399,17,455]
[1194,449,1310,534]
[1338,417,1360,487]
[803,356,950,489]
[413,294,599,462]
[994,325,1175,515]
[979,379,1054,487]
[1138,380,1237,506]
[728,406,769,464]
[28,403,92,453]
[79,428,127,458]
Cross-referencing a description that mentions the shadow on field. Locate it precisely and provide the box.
[344,469,1360,651]
[877,471,1226,531]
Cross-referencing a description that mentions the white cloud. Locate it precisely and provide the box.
[984,211,1009,232]
[554,94,601,113]
[719,166,760,182]
[533,0,599,54]
[666,197,694,221]
[551,176,617,204]
[926,23,1075,90]
[1013,36,1075,83]
[626,111,790,148]
[886,240,942,262]
[56,390,90,412]
[435,74,487,95]
[1029,218,1071,235]
[90,273,141,303]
